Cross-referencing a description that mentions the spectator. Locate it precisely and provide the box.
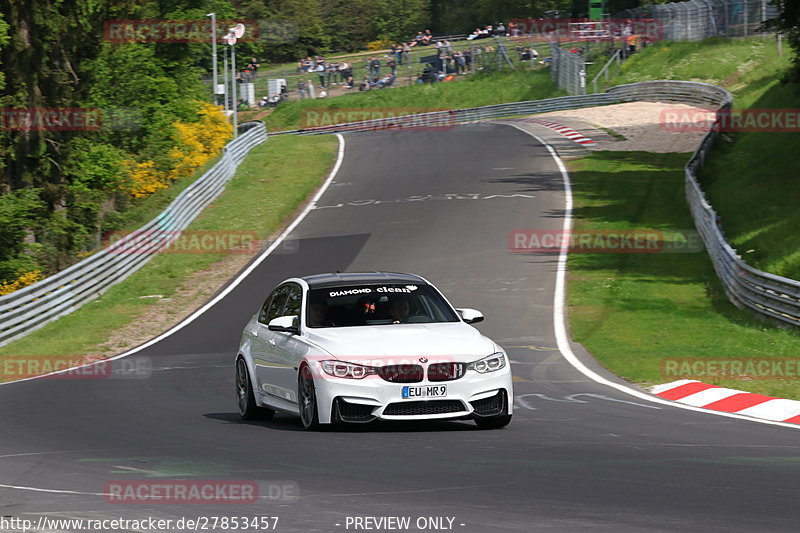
[369,56,381,79]
[402,42,411,63]
[306,79,315,99]
[496,22,506,36]
[339,61,352,83]
[454,50,466,74]
[245,57,260,73]
[387,55,397,76]
[297,79,306,100]
[326,62,338,87]
[315,62,325,88]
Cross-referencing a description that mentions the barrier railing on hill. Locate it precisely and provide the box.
[0,122,267,348]
[4,80,796,349]
[273,80,800,328]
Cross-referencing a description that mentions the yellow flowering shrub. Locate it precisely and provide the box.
[0,270,43,296]
[123,102,231,198]
[123,159,170,199]
[367,39,392,51]
[168,102,232,181]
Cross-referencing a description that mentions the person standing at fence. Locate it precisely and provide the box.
[626,33,639,54]
[297,79,306,100]
[402,42,412,64]
[369,56,381,80]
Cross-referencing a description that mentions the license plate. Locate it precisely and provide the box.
[402,385,447,399]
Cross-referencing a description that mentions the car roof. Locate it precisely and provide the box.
[301,272,428,289]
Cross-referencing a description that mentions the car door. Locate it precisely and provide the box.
[252,285,289,402]
[254,283,301,406]
[268,283,303,400]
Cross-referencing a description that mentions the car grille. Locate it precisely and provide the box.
[427,362,466,382]
[470,391,505,416]
[383,400,466,416]
[377,364,424,383]
[335,399,376,423]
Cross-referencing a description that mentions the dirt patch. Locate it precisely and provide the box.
[83,252,255,358]
[538,101,715,153]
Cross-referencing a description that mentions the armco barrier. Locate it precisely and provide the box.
[3,81,796,349]
[273,80,800,328]
[0,121,267,348]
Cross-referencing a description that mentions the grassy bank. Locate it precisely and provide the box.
[265,68,564,132]
[698,82,800,280]
[566,152,800,399]
[566,37,800,397]
[615,36,789,107]
[0,135,339,364]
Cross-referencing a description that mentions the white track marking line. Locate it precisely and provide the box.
[0,483,106,496]
[505,123,799,430]
[0,134,346,386]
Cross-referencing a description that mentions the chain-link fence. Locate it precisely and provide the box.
[550,42,588,95]
[549,0,780,94]
[616,0,779,41]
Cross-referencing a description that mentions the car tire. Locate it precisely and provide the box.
[474,414,512,430]
[236,357,275,421]
[298,364,321,430]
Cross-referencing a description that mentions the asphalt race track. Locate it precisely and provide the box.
[1,124,800,533]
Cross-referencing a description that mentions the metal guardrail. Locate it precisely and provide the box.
[4,80,795,349]
[273,80,800,328]
[0,121,267,348]
[591,49,622,93]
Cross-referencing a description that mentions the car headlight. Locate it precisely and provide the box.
[320,360,376,379]
[467,352,506,373]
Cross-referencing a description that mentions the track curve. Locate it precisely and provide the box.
[2,124,800,532]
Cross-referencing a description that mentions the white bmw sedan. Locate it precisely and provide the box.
[236,272,513,430]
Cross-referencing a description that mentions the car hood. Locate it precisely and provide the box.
[304,322,498,362]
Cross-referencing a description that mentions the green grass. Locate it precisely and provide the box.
[567,152,800,399]
[698,82,800,280]
[0,135,339,362]
[265,68,564,132]
[567,37,800,396]
[250,37,551,100]
[613,38,800,278]
[614,36,790,106]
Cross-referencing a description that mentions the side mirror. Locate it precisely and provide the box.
[457,308,484,324]
[268,315,299,334]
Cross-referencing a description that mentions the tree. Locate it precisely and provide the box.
[776,0,800,83]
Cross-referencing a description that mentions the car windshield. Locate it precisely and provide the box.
[306,283,459,328]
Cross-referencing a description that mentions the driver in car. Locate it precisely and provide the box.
[308,298,329,327]
[388,296,411,324]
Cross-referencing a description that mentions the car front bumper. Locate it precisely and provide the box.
[310,362,513,424]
